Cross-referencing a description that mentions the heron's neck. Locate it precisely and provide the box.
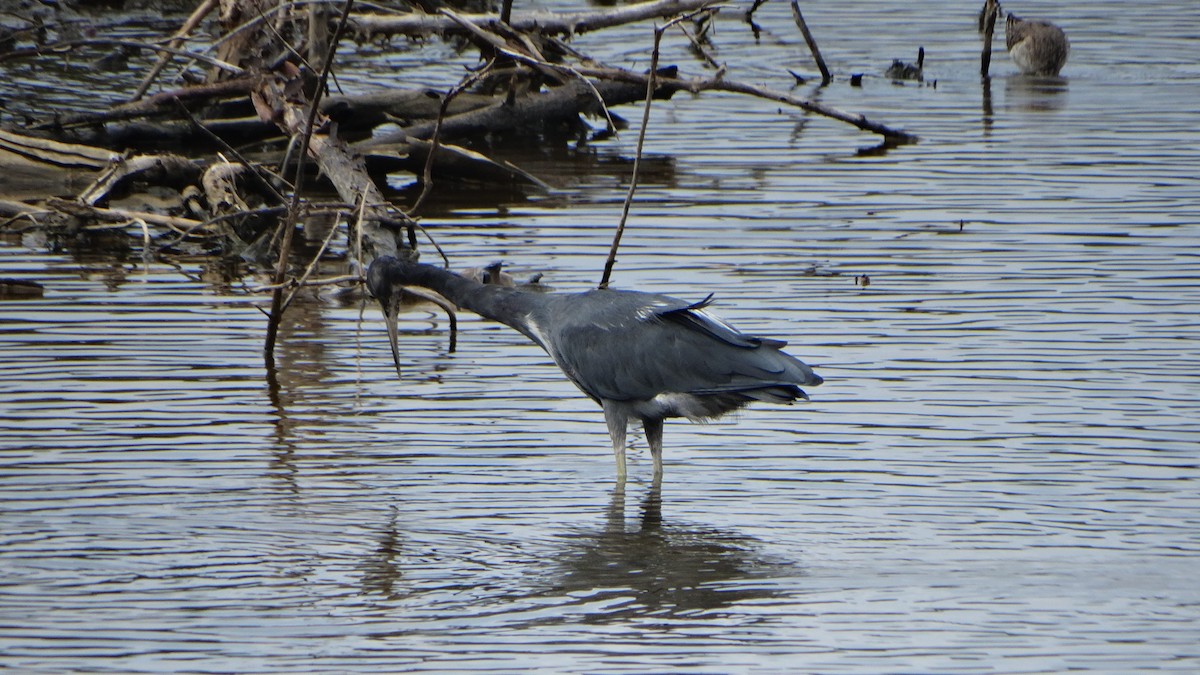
[406,263,544,340]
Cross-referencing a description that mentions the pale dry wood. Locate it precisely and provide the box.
[0,129,119,169]
[253,66,403,259]
[77,154,200,206]
[47,198,205,233]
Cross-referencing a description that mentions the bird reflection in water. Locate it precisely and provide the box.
[552,479,793,621]
[1004,75,1069,112]
[354,481,795,622]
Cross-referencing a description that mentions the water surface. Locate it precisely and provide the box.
[2,0,1199,672]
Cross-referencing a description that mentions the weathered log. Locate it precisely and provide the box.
[365,73,677,147]
[319,88,498,133]
[78,153,201,206]
[363,140,547,187]
[0,128,117,168]
[42,77,261,131]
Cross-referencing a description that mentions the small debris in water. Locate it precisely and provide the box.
[0,278,44,299]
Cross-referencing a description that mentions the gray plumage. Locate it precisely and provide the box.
[1006,13,1070,76]
[367,256,823,480]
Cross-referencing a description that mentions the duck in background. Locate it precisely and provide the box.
[1006,13,1070,76]
[886,47,925,82]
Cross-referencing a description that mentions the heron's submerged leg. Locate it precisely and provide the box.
[602,402,629,482]
[643,417,664,478]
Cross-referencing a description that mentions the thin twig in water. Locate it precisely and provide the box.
[2,38,243,76]
[280,207,347,313]
[410,60,495,216]
[130,0,219,101]
[253,273,363,292]
[264,0,356,365]
[599,12,698,289]
[173,99,291,205]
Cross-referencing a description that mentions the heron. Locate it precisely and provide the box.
[1006,13,1070,76]
[366,255,823,480]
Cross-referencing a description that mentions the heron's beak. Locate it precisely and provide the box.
[381,295,403,378]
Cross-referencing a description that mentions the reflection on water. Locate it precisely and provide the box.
[1004,74,1070,112]
[3,0,1200,671]
[552,481,789,622]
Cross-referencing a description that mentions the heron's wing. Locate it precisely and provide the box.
[657,297,789,349]
[547,293,815,404]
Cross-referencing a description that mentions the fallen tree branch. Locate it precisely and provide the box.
[691,76,917,140]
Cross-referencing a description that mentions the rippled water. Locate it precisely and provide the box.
[2,0,1199,672]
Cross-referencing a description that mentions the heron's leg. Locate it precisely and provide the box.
[643,417,664,478]
[602,402,629,482]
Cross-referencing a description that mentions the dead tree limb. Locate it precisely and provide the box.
[366,74,677,147]
[691,76,916,140]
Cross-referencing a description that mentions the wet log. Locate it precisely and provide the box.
[42,78,261,132]
[319,88,499,134]
[365,73,677,147]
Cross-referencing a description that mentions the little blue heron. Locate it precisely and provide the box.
[367,255,823,480]
[1006,13,1070,76]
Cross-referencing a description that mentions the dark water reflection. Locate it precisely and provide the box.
[3,0,1200,672]
[551,481,790,623]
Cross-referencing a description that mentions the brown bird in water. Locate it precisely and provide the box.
[1006,13,1070,76]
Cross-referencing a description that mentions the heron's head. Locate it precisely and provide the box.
[367,256,408,377]
[366,255,458,377]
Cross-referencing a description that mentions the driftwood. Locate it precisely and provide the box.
[2,0,917,276]
[0,128,118,169]
[320,88,499,133]
[366,72,678,147]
